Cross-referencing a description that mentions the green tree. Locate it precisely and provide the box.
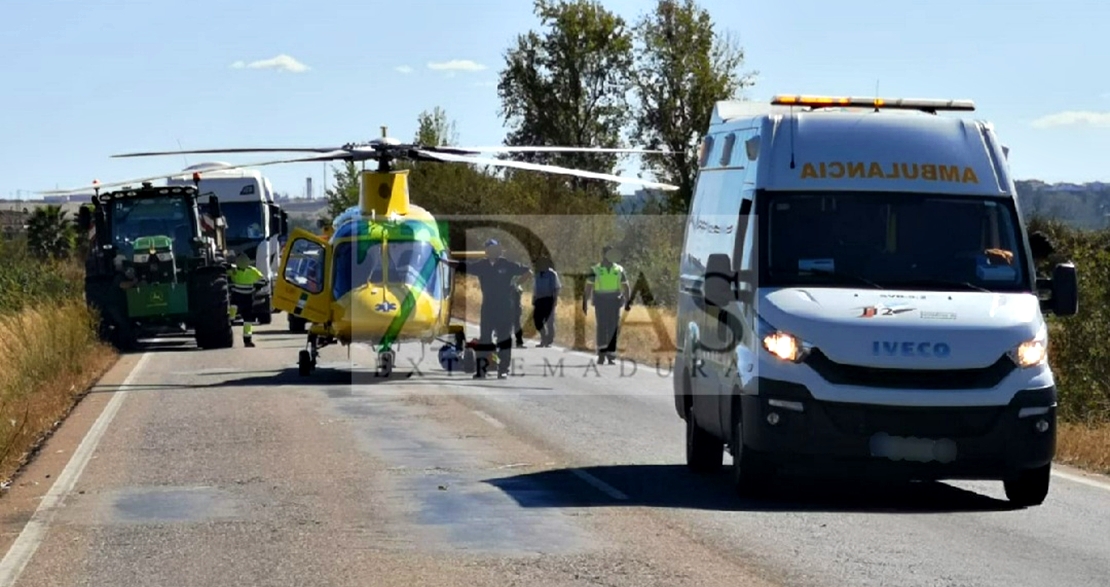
[630,0,757,211]
[497,0,634,197]
[25,205,75,260]
[414,107,459,146]
[324,161,361,220]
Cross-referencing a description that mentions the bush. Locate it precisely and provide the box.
[0,237,83,314]
[0,235,116,483]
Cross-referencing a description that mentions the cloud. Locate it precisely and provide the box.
[427,59,487,72]
[230,54,310,73]
[395,65,414,74]
[1030,110,1110,129]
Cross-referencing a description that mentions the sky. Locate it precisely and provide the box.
[3,0,1109,200]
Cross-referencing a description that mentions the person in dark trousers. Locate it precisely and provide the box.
[453,239,532,379]
[582,245,630,365]
[532,256,561,347]
[510,282,526,348]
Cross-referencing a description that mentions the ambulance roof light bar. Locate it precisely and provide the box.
[771,95,976,114]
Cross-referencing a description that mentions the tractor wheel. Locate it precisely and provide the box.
[192,270,235,349]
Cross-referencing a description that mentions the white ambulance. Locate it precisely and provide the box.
[674,95,1078,506]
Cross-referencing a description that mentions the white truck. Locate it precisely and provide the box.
[168,163,289,324]
[674,94,1079,507]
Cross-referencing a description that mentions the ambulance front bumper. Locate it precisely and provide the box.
[740,377,1056,481]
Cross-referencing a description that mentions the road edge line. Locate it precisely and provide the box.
[0,351,150,587]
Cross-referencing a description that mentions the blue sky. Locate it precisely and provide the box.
[3,0,1108,200]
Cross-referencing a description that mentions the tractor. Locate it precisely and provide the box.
[77,179,236,350]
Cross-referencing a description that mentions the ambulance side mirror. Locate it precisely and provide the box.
[1048,262,1078,317]
[703,253,736,307]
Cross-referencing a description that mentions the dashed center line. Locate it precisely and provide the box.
[471,409,506,429]
[569,468,629,501]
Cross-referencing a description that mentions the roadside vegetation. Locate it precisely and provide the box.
[0,207,116,488]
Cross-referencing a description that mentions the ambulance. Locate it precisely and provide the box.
[674,95,1078,506]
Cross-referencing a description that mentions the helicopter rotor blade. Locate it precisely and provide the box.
[37,151,361,195]
[112,147,344,158]
[422,145,672,155]
[413,149,679,191]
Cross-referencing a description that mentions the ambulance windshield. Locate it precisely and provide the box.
[760,192,1030,292]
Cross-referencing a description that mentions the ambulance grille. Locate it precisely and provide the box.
[803,349,1015,390]
[821,403,1004,437]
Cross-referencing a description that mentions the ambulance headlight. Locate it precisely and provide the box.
[757,316,811,363]
[1009,326,1048,368]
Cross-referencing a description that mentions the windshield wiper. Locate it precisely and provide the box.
[804,267,883,289]
[890,279,990,293]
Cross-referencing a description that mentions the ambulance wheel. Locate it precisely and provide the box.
[685,404,722,473]
[462,348,476,374]
[378,352,394,378]
[729,395,775,497]
[1003,463,1051,507]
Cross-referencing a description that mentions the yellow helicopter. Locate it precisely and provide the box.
[95,129,678,377]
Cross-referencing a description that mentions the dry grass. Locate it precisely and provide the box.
[0,300,117,487]
[450,274,1110,476]
[451,274,678,366]
[1056,422,1110,475]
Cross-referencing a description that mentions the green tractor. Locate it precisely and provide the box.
[77,180,235,350]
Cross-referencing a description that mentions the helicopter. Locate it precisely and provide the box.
[56,130,678,377]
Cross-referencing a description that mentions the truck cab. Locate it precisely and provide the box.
[674,95,1079,507]
[168,163,289,323]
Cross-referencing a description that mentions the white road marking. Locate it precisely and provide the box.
[0,352,150,587]
[569,468,628,501]
[1052,469,1110,493]
[472,409,506,429]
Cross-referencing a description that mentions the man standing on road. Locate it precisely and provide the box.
[453,239,532,379]
[532,256,561,347]
[228,252,267,347]
[582,245,630,365]
[511,281,526,348]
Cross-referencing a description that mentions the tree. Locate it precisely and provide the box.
[497,0,634,197]
[25,205,75,260]
[630,0,757,211]
[414,107,459,146]
[324,161,361,220]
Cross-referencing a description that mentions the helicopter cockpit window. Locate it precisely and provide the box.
[385,240,441,297]
[332,240,384,300]
[283,238,324,295]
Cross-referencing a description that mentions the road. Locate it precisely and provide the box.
[0,321,1108,586]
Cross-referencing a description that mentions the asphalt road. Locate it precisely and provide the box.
[0,320,1108,586]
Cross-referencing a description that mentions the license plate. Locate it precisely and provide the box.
[869,432,957,463]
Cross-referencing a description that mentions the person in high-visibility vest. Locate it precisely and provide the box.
[228,253,268,347]
[582,245,631,365]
